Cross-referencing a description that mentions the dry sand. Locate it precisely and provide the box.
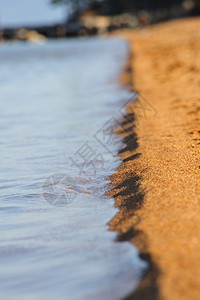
[108,17,200,300]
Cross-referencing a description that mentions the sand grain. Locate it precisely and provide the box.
[109,17,200,300]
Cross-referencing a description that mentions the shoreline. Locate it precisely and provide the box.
[108,17,200,299]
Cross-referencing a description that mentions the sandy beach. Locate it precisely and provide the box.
[108,17,200,299]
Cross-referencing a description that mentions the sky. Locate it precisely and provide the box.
[0,0,67,28]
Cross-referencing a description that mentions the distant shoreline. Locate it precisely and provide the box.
[108,17,200,299]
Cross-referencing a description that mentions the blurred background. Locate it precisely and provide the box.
[0,0,200,41]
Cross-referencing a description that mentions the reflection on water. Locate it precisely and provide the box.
[0,38,146,299]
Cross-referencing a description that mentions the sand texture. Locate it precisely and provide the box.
[108,17,200,300]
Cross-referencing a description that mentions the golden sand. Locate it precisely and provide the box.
[108,17,200,300]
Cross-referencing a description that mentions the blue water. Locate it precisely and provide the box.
[0,38,146,300]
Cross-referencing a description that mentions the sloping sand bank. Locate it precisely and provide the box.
[108,18,200,300]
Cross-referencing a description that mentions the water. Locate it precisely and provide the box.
[0,38,146,300]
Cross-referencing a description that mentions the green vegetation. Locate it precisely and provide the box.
[51,0,200,22]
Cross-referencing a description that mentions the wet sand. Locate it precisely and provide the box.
[108,17,200,299]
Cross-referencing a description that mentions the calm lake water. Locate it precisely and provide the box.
[0,38,146,300]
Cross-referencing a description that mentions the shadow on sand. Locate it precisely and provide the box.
[107,110,159,300]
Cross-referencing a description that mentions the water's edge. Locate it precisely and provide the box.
[107,43,159,300]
